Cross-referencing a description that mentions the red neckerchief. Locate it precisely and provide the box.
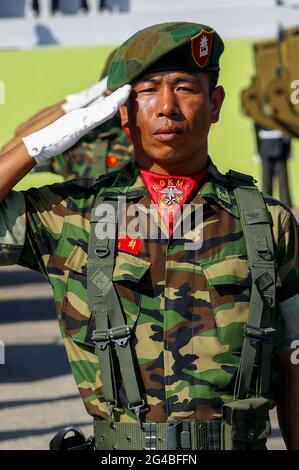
[122,126,132,142]
[139,166,207,236]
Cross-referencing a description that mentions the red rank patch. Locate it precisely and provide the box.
[191,30,214,68]
[106,154,119,167]
[117,236,143,255]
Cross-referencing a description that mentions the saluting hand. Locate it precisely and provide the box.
[22,84,131,164]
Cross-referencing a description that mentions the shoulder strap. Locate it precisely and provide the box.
[87,190,144,421]
[91,138,109,177]
[227,170,277,399]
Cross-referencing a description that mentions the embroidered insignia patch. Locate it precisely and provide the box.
[118,236,143,255]
[216,186,231,205]
[191,30,214,68]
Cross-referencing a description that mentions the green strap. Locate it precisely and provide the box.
[88,193,144,420]
[94,419,222,450]
[227,171,276,400]
[88,198,118,414]
[92,138,109,176]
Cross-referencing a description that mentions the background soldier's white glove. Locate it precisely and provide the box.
[61,76,108,113]
[22,84,131,164]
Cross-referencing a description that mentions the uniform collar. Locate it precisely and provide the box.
[99,158,240,219]
[197,159,240,219]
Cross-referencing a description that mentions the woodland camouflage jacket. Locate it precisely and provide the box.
[0,159,298,423]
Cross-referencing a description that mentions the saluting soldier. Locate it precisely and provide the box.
[0,22,299,450]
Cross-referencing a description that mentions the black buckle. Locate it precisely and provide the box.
[49,426,94,451]
[110,325,131,347]
[92,329,110,350]
[128,399,145,421]
[244,324,276,343]
[92,325,131,350]
[167,420,191,450]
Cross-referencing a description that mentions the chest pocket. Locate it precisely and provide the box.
[201,255,251,352]
[61,244,151,346]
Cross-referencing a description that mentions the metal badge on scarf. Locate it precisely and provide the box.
[158,185,184,207]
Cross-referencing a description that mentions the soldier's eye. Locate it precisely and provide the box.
[138,87,157,93]
[177,86,195,92]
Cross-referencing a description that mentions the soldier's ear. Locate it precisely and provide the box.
[211,85,225,123]
[119,104,129,128]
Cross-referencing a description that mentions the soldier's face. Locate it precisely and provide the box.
[120,70,225,168]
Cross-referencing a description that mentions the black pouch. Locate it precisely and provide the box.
[221,397,271,450]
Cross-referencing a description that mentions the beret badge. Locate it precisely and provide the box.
[191,29,214,68]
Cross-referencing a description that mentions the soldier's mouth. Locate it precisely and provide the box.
[154,126,184,142]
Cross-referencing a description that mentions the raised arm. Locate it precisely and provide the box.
[1,76,109,154]
[0,84,131,203]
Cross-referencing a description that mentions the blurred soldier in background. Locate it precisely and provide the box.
[1,49,133,179]
[241,28,299,140]
[254,123,292,207]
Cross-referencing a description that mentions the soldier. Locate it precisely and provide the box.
[0,22,299,450]
[34,48,134,179]
[254,123,292,208]
[2,50,133,179]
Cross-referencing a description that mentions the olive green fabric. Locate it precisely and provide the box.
[100,49,117,81]
[108,22,224,90]
[94,419,221,450]
[221,397,271,450]
[226,172,276,399]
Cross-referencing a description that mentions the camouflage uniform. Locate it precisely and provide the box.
[1,159,298,423]
[34,117,133,180]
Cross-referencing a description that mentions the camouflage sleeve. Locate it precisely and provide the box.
[0,182,70,278]
[274,211,299,352]
[30,153,69,178]
[50,153,70,178]
[0,191,26,266]
[30,160,55,174]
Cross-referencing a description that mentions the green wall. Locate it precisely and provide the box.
[0,40,298,204]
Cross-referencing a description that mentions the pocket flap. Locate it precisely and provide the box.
[64,243,87,273]
[113,251,151,283]
[202,256,250,286]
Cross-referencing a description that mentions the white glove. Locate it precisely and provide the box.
[86,94,105,108]
[22,84,131,164]
[62,76,108,113]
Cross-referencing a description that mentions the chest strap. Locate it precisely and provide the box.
[227,170,276,399]
[87,194,144,420]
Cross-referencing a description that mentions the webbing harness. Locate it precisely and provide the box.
[227,170,276,399]
[87,191,144,421]
[87,169,277,449]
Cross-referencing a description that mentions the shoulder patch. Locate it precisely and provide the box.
[216,186,231,205]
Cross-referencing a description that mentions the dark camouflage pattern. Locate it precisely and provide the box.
[0,159,298,423]
[34,117,134,180]
[99,49,116,81]
[108,22,224,90]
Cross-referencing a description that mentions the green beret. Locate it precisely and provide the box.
[107,22,224,91]
[99,48,117,80]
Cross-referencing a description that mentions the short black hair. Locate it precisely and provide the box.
[208,71,219,94]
